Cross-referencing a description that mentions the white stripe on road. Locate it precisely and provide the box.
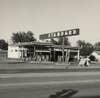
[0,79,100,87]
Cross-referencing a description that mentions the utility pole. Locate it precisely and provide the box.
[62,31,65,62]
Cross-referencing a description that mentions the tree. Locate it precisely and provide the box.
[94,42,100,50]
[51,37,71,46]
[0,39,8,50]
[11,31,36,43]
[77,40,94,56]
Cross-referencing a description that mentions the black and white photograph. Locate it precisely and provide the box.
[0,0,100,98]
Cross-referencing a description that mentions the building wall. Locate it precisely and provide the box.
[8,45,21,59]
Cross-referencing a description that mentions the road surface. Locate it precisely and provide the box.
[0,72,100,98]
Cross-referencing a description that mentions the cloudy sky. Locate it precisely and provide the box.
[0,0,100,45]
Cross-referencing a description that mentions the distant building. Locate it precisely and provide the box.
[8,42,80,63]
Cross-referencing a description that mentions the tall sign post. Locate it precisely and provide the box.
[39,28,80,62]
[62,36,65,62]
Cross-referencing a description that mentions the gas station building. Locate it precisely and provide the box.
[8,28,80,63]
[8,41,80,63]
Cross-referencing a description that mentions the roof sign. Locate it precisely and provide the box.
[39,28,80,40]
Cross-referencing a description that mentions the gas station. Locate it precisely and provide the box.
[8,28,80,63]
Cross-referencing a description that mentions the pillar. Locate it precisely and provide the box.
[21,47,23,60]
[62,36,65,62]
[65,49,68,63]
[77,49,80,61]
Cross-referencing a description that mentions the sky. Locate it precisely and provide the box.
[0,0,100,45]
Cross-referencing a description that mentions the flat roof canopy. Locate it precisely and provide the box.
[9,42,80,50]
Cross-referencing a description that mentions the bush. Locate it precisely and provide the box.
[89,55,96,61]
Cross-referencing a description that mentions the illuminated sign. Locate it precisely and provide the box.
[39,28,80,40]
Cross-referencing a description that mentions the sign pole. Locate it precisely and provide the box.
[62,36,65,62]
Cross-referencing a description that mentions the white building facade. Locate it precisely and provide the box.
[8,44,27,59]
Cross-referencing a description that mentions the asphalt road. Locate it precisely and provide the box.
[0,72,100,98]
[0,62,100,74]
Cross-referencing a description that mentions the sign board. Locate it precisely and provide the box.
[39,28,80,40]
